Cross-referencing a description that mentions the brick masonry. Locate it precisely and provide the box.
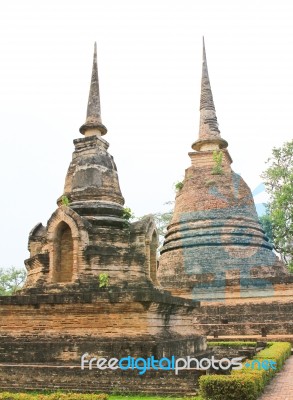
[0,290,207,394]
[2,42,293,395]
[0,45,209,394]
[158,149,290,301]
[192,299,293,336]
[0,364,206,395]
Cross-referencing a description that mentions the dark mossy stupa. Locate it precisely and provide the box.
[24,43,159,292]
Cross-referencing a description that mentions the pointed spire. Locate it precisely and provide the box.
[200,37,217,115]
[192,37,227,151]
[80,42,107,136]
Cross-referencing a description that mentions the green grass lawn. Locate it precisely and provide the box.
[109,396,203,400]
[0,395,203,400]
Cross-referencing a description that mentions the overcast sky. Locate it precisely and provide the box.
[0,0,292,268]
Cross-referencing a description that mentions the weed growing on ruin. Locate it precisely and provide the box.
[211,150,223,175]
[122,207,134,221]
[98,273,109,288]
[61,195,70,206]
[175,181,184,191]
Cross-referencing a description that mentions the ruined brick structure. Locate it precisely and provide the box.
[0,43,207,395]
[158,39,290,301]
[1,40,293,394]
[24,44,158,292]
[157,39,293,337]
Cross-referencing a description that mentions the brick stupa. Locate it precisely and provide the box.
[24,43,159,291]
[0,43,208,394]
[158,39,288,302]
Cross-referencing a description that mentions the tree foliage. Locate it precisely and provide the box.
[151,202,174,250]
[0,267,27,296]
[122,206,134,221]
[261,140,293,269]
[259,208,274,245]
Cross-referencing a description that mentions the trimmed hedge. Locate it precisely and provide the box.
[199,374,258,400]
[199,342,291,400]
[0,393,108,400]
[253,342,291,371]
[208,341,257,347]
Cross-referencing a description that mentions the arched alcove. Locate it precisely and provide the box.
[53,221,73,283]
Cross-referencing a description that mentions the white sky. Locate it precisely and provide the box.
[0,0,292,268]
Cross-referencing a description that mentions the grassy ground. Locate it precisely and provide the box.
[109,396,203,400]
[0,395,203,400]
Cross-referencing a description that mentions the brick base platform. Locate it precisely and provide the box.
[0,363,206,395]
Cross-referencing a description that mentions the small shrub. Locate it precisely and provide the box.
[253,341,291,371]
[200,342,291,400]
[122,207,134,221]
[49,394,108,400]
[175,181,184,191]
[61,195,70,206]
[200,374,258,400]
[98,273,109,288]
[208,341,257,347]
[211,150,223,175]
[232,365,272,391]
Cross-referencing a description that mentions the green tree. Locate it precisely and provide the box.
[152,202,174,250]
[122,206,135,221]
[261,140,293,270]
[259,207,274,245]
[0,267,27,296]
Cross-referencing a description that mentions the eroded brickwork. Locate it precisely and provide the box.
[0,291,200,339]
[3,41,293,395]
[158,41,290,303]
[0,290,207,393]
[158,148,289,301]
[193,299,293,336]
[23,135,160,292]
[0,365,206,395]
[0,43,208,395]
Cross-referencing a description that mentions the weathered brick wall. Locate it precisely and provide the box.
[0,291,207,393]
[64,135,124,206]
[0,290,205,363]
[193,299,293,336]
[24,208,159,292]
[0,364,206,395]
[0,334,206,363]
[0,292,197,338]
[24,133,160,293]
[158,149,289,302]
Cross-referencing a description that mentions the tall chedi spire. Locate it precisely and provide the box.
[62,42,125,212]
[80,42,107,136]
[157,39,287,302]
[192,38,228,151]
